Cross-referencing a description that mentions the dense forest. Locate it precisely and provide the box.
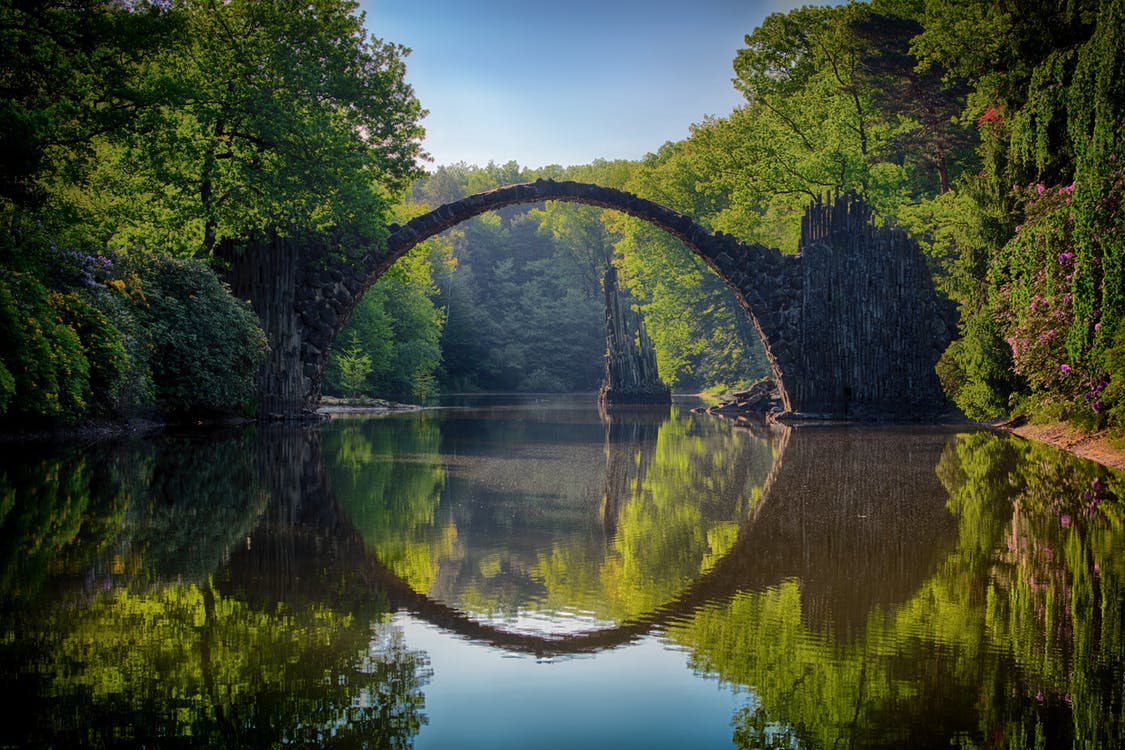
[1,0,1123,432]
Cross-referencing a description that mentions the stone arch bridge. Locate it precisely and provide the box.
[223,180,956,420]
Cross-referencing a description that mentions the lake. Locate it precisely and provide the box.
[1,394,1122,748]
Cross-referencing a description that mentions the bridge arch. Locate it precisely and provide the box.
[248,181,956,420]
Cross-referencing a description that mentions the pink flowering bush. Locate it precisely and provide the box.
[996,182,1090,413]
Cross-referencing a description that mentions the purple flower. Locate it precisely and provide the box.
[1036,183,1046,194]
[1060,364,1071,374]
[1060,514,1071,528]
[1057,252,1074,263]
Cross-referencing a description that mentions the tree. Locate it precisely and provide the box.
[849,6,976,194]
[336,332,374,400]
[93,0,426,256]
[140,257,268,417]
[0,0,177,213]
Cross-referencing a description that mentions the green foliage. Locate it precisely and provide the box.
[48,290,129,416]
[0,0,179,210]
[411,156,774,395]
[336,333,375,400]
[612,177,770,390]
[138,257,267,417]
[327,240,446,402]
[0,0,430,425]
[935,325,1017,423]
[901,0,1125,428]
[0,224,151,422]
[0,271,91,421]
[71,0,427,255]
[404,163,607,394]
[1100,326,1125,427]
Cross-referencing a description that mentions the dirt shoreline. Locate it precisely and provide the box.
[994,420,1125,471]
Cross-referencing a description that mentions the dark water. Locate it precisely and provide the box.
[1,394,1123,748]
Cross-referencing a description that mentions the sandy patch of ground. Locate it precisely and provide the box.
[1001,421,1125,471]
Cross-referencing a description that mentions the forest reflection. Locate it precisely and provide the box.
[0,406,1122,748]
[322,404,776,628]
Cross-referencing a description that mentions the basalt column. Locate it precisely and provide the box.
[786,194,958,420]
[598,263,671,405]
[218,234,309,419]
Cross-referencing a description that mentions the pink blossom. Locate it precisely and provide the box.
[1060,364,1071,374]
[1036,183,1046,194]
[1060,513,1071,528]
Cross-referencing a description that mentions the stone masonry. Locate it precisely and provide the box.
[260,180,956,420]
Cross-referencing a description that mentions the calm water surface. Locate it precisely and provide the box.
[1,394,1123,748]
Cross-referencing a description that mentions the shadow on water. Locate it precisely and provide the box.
[1,405,1123,748]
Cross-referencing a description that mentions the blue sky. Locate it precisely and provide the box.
[358,0,837,170]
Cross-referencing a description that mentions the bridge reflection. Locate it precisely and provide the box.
[220,416,961,658]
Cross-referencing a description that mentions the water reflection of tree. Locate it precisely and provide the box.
[0,430,432,750]
[322,415,452,592]
[0,445,120,604]
[666,429,1124,748]
[593,408,775,616]
[324,407,778,626]
[0,431,268,603]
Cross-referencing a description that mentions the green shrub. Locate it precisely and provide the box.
[937,309,1024,420]
[0,360,14,412]
[1099,328,1125,430]
[139,257,267,417]
[87,279,155,416]
[0,272,91,422]
[49,290,129,417]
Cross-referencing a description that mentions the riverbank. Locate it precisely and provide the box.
[996,420,1125,471]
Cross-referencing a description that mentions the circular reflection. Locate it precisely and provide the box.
[322,400,778,636]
